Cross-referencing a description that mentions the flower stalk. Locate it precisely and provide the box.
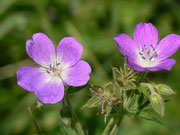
[64,89,85,135]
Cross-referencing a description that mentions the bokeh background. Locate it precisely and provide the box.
[0,0,180,134]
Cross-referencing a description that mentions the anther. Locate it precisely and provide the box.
[150,45,155,50]
[46,70,50,74]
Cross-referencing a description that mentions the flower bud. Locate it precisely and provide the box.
[138,83,151,98]
[156,84,176,95]
[60,106,72,126]
[150,92,164,116]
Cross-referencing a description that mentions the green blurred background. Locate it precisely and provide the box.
[0,0,180,134]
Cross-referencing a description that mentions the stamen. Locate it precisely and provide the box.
[139,52,143,55]
[139,45,158,61]
[149,52,158,60]
[57,63,60,66]
[150,45,155,50]
[46,70,50,74]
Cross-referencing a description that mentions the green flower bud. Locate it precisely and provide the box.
[150,92,164,117]
[138,84,151,98]
[60,106,72,126]
[156,84,176,95]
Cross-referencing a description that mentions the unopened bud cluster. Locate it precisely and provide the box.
[84,64,176,123]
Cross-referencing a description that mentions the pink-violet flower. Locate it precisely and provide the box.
[114,22,180,71]
[17,33,91,104]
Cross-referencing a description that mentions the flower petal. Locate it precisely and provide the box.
[17,66,50,91]
[114,34,138,58]
[26,33,56,67]
[133,22,158,49]
[62,60,91,86]
[57,37,83,67]
[125,56,146,71]
[156,34,180,59]
[146,59,175,71]
[35,76,64,104]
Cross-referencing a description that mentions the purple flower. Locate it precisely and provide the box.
[114,22,180,71]
[17,33,91,104]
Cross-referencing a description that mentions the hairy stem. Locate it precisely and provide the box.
[102,117,115,135]
[65,91,85,135]
[138,71,149,83]
[109,114,124,135]
[27,107,42,135]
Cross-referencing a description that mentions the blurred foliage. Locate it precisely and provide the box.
[0,0,180,135]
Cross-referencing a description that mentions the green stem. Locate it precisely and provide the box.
[102,117,115,135]
[138,71,149,83]
[109,114,124,135]
[65,92,85,135]
[27,107,42,135]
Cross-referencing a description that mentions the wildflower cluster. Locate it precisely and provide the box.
[17,22,180,135]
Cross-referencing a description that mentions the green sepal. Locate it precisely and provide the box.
[138,84,151,98]
[82,95,99,108]
[150,92,165,117]
[112,67,121,80]
[128,93,140,114]
[105,105,112,116]
[156,84,176,95]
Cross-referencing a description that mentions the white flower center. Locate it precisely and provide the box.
[45,62,69,80]
[137,45,158,67]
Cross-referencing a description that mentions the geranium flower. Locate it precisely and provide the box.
[17,33,91,104]
[114,22,180,71]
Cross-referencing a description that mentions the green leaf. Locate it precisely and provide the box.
[82,95,99,108]
[137,111,163,125]
[68,84,90,94]
[59,122,79,135]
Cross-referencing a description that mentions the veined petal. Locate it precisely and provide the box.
[34,76,64,104]
[133,22,158,49]
[114,34,138,58]
[62,60,91,86]
[125,56,146,71]
[57,37,83,67]
[156,34,180,59]
[17,66,51,91]
[146,59,175,71]
[26,33,56,67]
[35,76,64,104]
